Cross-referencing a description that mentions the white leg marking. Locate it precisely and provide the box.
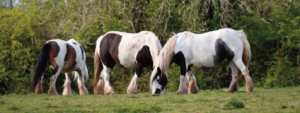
[233,59,254,92]
[48,68,62,96]
[226,61,239,93]
[63,73,72,96]
[176,75,188,94]
[127,74,139,94]
[77,74,89,95]
[103,66,115,95]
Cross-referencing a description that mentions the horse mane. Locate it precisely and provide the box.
[159,34,177,72]
[150,34,178,88]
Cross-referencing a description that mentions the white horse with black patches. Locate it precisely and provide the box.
[150,28,254,94]
[30,39,89,96]
[94,31,162,95]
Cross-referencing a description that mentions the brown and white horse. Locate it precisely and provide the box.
[94,31,162,95]
[30,39,89,96]
[150,28,254,94]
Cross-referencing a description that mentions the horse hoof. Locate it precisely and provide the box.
[127,89,137,94]
[226,89,234,93]
[94,86,104,95]
[48,87,60,96]
[106,91,116,95]
[49,93,60,96]
[176,91,188,94]
[188,86,199,94]
[188,89,199,94]
[246,90,254,93]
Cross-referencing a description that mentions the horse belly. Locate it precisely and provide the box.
[119,55,136,68]
[192,57,216,68]
[190,45,217,68]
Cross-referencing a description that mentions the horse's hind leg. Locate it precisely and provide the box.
[226,61,239,93]
[48,68,62,96]
[103,66,116,95]
[233,59,254,92]
[94,73,104,94]
[63,73,72,96]
[74,69,88,95]
[127,63,143,94]
[35,75,44,94]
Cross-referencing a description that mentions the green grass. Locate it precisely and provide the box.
[0,87,300,112]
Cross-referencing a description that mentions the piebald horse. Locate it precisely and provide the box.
[94,31,162,95]
[150,28,254,94]
[30,39,89,96]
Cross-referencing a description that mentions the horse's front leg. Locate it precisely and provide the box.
[127,63,143,94]
[176,62,188,94]
[63,73,72,96]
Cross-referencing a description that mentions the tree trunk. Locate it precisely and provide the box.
[10,0,13,9]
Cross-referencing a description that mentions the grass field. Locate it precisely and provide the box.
[0,87,300,113]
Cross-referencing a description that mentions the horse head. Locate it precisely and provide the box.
[150,64,168,95]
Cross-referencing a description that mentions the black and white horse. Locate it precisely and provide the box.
[30,39,89,96]
[94,31,162,95]
[150,28,254,94]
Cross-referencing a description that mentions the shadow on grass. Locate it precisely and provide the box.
[0,100,5,105]
[8,106,19,111]
[223,98,244,110]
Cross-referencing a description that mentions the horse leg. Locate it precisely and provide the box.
[48,68,62,96]
[35,75,44,94]
[186,71,199,94]
[103,66,115,95]
[176,76,188,94]
[226,61,239,93]
[176,63,188,94]
[127,63,143,94]
[62,73,72,96]
[94,73,104,94]
[233,59,254,92]
[76,69,89,95]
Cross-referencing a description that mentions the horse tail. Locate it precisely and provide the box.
[237,30,251,84]
[30,43,52,91]
[94,47,103,87]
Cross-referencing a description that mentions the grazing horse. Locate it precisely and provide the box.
[94,31,162,95]
[150,28,254,94]
[30,39,89,96]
